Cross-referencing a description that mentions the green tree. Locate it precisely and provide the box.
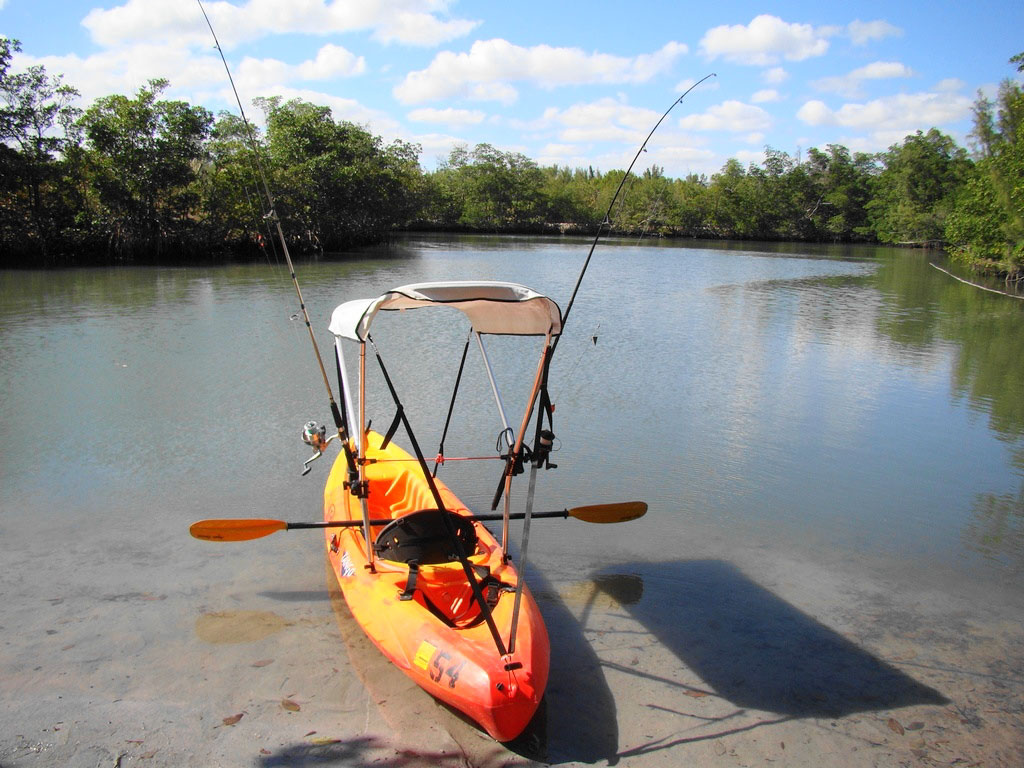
[804,145,877,241]
[452,143,546,230]
[78,78,213,260]
[946,52,1024,276]
[256,97,423,250]
[706,158,756,238]
[867,129,972,244]
[198,111,269,253]
[0,37,83,264]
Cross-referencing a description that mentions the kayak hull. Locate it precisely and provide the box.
[324,431,549,742]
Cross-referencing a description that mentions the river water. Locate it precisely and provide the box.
[2,235,1022,766]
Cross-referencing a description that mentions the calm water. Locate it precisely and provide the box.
[2,235,1022,590]
[4,234,1024,764]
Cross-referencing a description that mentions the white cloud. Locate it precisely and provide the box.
[252,85,402,138]
[678,100,773,133]
[796,100,833,126]
[847,19,903,45]
[236,45,365,89]
[82,0,479,49]
[751,89,780,103]
[675,76,720,94]
[735,148,767,166]
[546,98,664,143]
[407,107,486,127]
[744,132,765,144]
[467,82,519,105]
[528,98,713,175]
[393,39,687,104]
[587,144,717,177]
[812,61,913,97]
[371,9,480,46]
[298,44,366,79]
[762,67,789,84]
[406,133,473,169]
[936,78,965,92]
[797,91,973,147]
[14,44,225,104]
[699,15,834,66]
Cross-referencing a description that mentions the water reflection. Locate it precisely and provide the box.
[874,252,1024,439]
[964,485,1024,569]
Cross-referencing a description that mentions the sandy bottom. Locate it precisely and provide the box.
[1,523,1022,768]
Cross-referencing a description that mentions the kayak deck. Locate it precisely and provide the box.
[323,431,549,741]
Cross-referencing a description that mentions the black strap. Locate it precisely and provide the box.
[399,561,419,601]
[434,333,471,476]
[369,337,509,657]
[380,405,403,450]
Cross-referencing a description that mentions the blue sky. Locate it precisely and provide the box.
[2,0,1022,177]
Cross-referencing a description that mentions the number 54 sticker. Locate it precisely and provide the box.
[414,641,466,689]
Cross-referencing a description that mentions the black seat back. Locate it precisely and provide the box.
[373,509,478,564]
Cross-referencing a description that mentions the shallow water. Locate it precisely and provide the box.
[2,235,1022,766]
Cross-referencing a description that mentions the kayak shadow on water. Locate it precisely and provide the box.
[590,560,947,722]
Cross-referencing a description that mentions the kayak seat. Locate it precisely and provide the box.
[373,508,478,565]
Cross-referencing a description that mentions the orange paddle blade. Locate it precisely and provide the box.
[568,501,647,524]
[189,518,288,542]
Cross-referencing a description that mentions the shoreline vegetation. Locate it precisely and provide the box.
[1,37,1021,282]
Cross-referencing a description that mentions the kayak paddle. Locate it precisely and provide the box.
[190,501,647,542]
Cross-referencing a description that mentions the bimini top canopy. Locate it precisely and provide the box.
[328,281,562,342]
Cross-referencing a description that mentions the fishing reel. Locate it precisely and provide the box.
[300,420,337,476]
[533,429,558,469]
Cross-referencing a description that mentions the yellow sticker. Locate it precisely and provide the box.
[413,641,436,670]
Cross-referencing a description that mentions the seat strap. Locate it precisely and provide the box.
[398,561,419,601]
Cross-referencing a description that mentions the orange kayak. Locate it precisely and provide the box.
[323,430,550,742]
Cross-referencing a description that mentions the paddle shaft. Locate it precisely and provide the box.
[189,502,644,541]
[286,509,569,530]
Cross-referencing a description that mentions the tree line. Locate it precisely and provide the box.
[1,37,1021,278]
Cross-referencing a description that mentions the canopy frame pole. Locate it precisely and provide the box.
[476,332,512,448]
[357,340,375,569]
[335,338,359,455]
[498,330,554,558]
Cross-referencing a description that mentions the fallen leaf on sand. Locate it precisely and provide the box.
[713,741,726,756]
[223,713,244,726]
[281,699,301,712]
[304,730,316,737]
[887,718,905,735]
[311,738,341,745]
[140,751,157,759]
[251,659,273,667]
[260,749,271,755]
[684,690,708,698]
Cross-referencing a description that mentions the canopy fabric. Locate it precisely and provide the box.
[328,281,563,341]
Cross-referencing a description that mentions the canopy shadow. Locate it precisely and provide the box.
[592,560,948,718]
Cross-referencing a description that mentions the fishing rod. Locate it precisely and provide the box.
[196,0,345,435]
[555,73,716,348]
[497,80,715,651]
[491,75,717,509]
